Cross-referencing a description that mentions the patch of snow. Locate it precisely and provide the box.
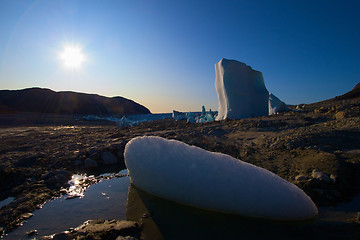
[124,136,318,220]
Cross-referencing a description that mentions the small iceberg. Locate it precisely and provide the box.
[124,136,318,221]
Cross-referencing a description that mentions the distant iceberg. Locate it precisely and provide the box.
[124,136,318,220]
[215,58,269,120]
[214,58,287,120]
[268,93,288,115]
[172,106,217,124]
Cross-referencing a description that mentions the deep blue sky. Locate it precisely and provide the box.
[0,0,359,113]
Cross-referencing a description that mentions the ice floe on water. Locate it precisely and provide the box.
[82,107,218,130]
[124,136,318,221]
[172,106,217,124]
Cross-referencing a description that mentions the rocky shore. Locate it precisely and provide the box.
[1,96,360,239]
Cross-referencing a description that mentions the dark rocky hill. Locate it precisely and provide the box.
[334,82,360,100]
[0,88,151,116]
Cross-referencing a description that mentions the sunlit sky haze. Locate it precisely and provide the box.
[0,0,359,113]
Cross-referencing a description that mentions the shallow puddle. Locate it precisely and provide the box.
[0,197,14,209]
[127,187,360,240]
[6,175,129,239]
[5,172,360,239]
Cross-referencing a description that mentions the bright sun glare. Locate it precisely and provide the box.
[60,45,85,69]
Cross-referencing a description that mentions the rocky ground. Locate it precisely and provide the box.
[0,97,360,239]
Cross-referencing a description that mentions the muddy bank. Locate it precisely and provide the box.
[1,97,360,238]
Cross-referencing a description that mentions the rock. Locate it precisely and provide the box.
[88,148,97,155]
[21,212,33,220]
[41,170,71,188]
[85,158,98,168]
[101,151,118,165]
[53,170,72,179]
[311,170,331,183]
[73,160,82,166]
[52,232,71,240]
[268,93,288,115]
[330,174,337,183]
[46,175,67,188]
[116,236,138,240]
[14,157,35,167]
[295,175,307,181]
[296,104,305,110]
[335,111,346,120]
[71,220,141,239]
[215,58,269,120]
[26,229,38,236]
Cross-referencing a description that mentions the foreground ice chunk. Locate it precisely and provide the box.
[269,93,288,115]
[124,136,318,220]
[215,59,269,120]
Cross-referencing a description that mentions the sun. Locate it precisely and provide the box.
[59,44,85,69]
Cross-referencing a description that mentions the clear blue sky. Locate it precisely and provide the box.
[0,0,359,113]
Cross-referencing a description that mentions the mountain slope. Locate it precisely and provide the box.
[334,82,360,100]
[0,88,151,115]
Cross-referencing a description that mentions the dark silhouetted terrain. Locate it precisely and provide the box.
[334,82,360,100]
[0,88,150,116]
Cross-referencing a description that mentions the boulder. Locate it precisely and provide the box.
[335,111,346,120]
[215,58,269,120]
[295,175,307,181]
[102,152,118,165]
[311,169,331,183]
[85,158,98,168]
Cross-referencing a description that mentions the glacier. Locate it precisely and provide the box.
[215,58,269,120]
[124,136,318,220]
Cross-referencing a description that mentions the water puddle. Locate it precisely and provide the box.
[0,197,14,209]
[6,171,129,239]
[127,187,360,240]
[5,171,360,239]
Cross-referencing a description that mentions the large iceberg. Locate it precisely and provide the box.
[124,136,318,220]
[215,59,269,120]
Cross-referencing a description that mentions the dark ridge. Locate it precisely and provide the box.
[0,87,151,116]
[334,82,360,100]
